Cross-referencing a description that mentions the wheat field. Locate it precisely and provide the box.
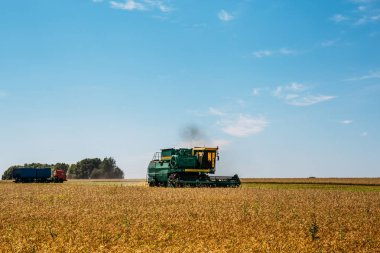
[0,181,379,252]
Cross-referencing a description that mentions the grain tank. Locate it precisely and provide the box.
[147,147,240,187]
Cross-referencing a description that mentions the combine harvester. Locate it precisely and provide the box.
[147,147,240,187]
[12,167,67,183]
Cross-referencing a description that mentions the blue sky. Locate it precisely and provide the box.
[1,0,379,178]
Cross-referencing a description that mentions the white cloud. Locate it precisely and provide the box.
[273,86,282,97]
[219,114,268,137]
[356,16,369,25]
[236,99,246,107]
[287,95,336,106]
[361,131,368,137]
[287,82,305,91]
[346,70,380,81]
[274,83,305,96]
[285,94,299,100]
[206,106,268,137]
[279,48,297,55]
[321,39,338,47]
[330,1,380,26]
[110,0,145,10]
[253,50,273,58]
[253,48,298,58]
[331,14,348,23]
[110,0,171,12]
[274,83,335,106]
[218,10,234,21]
[208,107,225,116]
[356,14,380,25]
[145,0,171,12]
[339,120,353,124]
[251,88,260,96]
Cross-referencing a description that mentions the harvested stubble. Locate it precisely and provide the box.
[0,183,379,252]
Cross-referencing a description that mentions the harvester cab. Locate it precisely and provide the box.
[147,146,240,187]
[192,147,218,172]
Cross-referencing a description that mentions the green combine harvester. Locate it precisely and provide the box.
[147,147,240,187]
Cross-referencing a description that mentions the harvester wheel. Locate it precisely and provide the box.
[149,179,158,187]
[168,173,181,188]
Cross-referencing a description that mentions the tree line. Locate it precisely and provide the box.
[1,157,124,180]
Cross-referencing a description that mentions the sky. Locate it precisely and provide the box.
[1,0,379,178]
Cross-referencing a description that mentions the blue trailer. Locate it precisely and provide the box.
[12,167,65,183]
[12,168,37,182]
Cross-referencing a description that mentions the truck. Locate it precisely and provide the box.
[147,147,240,187]
[12,168,67,183]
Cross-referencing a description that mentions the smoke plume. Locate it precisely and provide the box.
[179,125,207,147]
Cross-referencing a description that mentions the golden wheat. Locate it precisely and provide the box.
[0,183,379,252]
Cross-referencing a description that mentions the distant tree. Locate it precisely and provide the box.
[97,157,124,179]
[53,163,70,174]
[67,157,124,179]
[67,164,78,179]
[2,165,19,180]
[67,158,102,179]
[89,168,103,179]
[24,163,51,168]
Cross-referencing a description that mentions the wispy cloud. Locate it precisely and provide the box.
[218,10,234,21]
[253,48,299,58]
[110,0,145,11]
[273,82,306,96]
[251,88,260,96]
[0,90,8,98]
[236,99,246,107]
[253,50,273,58]
[330,14,349,23]
[360,131,368,137]
[109,0,171,12]
[273,82,336,106]
[208,107,225,116]
[339,120,353,124]
[219,114,268,137]
[358,5,368,11]
[346,70,380,81]
[321,39,339,47]
[145,0,171,12]
[206,107,268,137]
[351,0,373,3]
[287,95,335,106]
[330,1,380,26]
[279,48,297,55]
[355,14,380,25]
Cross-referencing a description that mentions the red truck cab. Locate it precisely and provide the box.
[53,169,67,183]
